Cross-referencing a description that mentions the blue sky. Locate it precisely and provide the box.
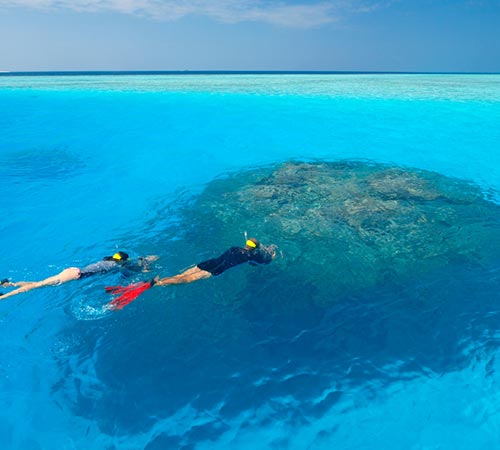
[0,0,499,72]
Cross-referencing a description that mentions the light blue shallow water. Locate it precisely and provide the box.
[0,74,499,449]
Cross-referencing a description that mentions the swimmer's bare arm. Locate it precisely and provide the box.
[138,255,159,272]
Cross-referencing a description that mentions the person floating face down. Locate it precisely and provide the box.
[105,238,278,309]
[0,252,158,300]
[154,238,277,286]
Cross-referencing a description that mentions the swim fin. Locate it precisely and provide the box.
[105,285,134,295]
[106,279,155,310]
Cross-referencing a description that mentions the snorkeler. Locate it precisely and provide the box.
[106,238,277,309]
[153,237,276,285]
[155,237,276,285]
[0,252,158,300]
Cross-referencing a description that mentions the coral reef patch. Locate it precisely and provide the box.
[180,160,499,303]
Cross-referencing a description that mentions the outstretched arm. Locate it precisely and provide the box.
[137,255,159,272]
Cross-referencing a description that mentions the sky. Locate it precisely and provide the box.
[0,0,499,72]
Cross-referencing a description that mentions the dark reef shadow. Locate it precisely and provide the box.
[52,160,500,445]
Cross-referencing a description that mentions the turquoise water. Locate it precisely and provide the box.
[0,74,499,449]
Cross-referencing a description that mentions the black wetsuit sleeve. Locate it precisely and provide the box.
[249,248,274,266]
[197,247,250,276]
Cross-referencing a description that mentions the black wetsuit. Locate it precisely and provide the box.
[79,260,142,279]
[197,246,273,277]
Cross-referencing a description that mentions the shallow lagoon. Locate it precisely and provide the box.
[0,74,499,449]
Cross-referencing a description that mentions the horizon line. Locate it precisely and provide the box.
[1,70,500,76]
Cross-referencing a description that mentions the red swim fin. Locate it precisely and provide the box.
[106,280,154,310]
[104,284,135,295]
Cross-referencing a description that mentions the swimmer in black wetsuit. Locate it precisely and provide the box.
[154,238,276,286]
[102,238,277,310]
[0,252,158,300]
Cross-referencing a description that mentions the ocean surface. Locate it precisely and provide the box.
[0,73,499,449]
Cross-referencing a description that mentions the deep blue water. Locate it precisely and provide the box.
[0,74,499,449]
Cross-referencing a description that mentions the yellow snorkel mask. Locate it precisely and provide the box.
[246,240,257,248]
[244,232,259,249]
[103,251,129,262]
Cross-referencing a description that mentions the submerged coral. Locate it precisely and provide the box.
[57,160,500,439]
[179,161,499,303]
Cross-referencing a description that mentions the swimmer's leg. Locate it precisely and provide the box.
[155,266,212,286]
[2,281,33,288]
[0,267,81,300]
